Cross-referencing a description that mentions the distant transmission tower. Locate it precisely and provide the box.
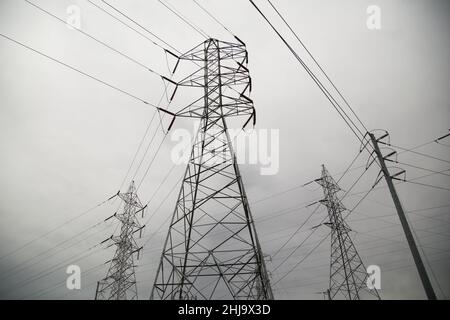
[95,181,145,300]
[151,38,273,300]
[315,165,380,300]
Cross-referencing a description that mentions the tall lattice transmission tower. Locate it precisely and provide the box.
[95,181,145,300]
[151,38,273,300]
[315,165,380,300]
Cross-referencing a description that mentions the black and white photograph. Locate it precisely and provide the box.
[0,0,449,311]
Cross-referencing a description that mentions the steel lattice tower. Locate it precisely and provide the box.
[315,165,380,300]
[95,181,145,300]
[151,38,273,300]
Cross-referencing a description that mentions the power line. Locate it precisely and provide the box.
[137,133,169,191]
[143,175,183,246]
[274,250,450,294]
[63,0,180,194]
[6,241,106,297]
[404,131,450,152]
[191,0,235,36]
[385,158,450,177]
[273,230,330,286]
[266,0,369,134]
[0,33,154,106]
[20,259,105,300]
[25,0,164,77]
[25,0,180,204]
[344,185,376,221]
[341,168,449,201]
[0,193,115,261]
[143,163,178,209]
[1,221,115,295]
[268,224,450,279]
[131,119,162,181]
[0,219,106,281]
[349,203,449,226]
[118,110,159,191]
[251,152,366,207]
[399,179,450,192]
[271,213,327,274]
[271,204,321,259]
[407,203,450,213]
[25,0,178,198]
[353,211,450,243]
[336,149,364,183]
[279,226,450,267]
[409,168,450,181]
[97,0,180,53]
[380,140,450,164]
[158,0,209,39]
[436,141,450,148]
[249,0,370,150]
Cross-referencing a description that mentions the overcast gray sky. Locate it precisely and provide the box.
[0,0,449,300]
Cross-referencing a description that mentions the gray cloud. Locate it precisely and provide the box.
[0,0,448,300]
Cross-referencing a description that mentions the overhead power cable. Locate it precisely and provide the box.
[2,221,115,295]
[23,263,105,300]
[158,0,209,39]
[143,176,184,246]
[21,0,178,200]
[407,203,450,213]
[399,180,450,192]
[266,0,369,133]
[336,149,363,183]
[385,158,450,177]
[7,241,107,296]
[380,140,450,164]
[273,231,330,286]
[0,219,105,281]
[25,0,164,77]
[402,131,450,152]
[248,0,372,154]
[98,0,180,53]
[0,33,154,106]
[271,204,322,259]
[0,193,115,261]
[191,0,235,36]
[137,133,169,191]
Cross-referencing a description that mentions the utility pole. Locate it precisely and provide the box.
[95,181,145,300]
[369,132,437,300]
[151,38,273,300]
[315,165,380,300]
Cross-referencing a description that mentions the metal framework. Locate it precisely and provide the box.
[151,38,273,300]
[315,165,380,300]
[95,181,145,300]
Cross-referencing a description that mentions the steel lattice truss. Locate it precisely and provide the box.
[151,38,273,300]
[316,165,380,300]
[95,181,145,300]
